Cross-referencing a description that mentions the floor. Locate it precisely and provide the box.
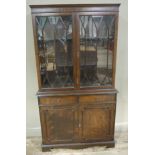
[26,131,128,155]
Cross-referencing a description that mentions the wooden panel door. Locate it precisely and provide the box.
[40,104,78,144]
[79,103,115,142]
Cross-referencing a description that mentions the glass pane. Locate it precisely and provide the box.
[36,16,74,88]
[80,15,115,87]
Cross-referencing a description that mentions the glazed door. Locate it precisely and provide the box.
[77,13,117,88]
[79,103,115,142]
[34,15,75,89]
[34,13,117,89]
[40,105,78,144]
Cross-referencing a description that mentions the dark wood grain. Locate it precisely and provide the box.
[37,89,118,97]
[31,15,42,88]
[30,4,120,14]
[80,104,115,141]
[30,4,120,152]
[111,13,119,87]
[41,140,115,151]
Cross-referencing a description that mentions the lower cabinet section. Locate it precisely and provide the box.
[38,94,116,151]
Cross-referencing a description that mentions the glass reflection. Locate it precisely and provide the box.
[80,15,115,87]
[36,16,73,88]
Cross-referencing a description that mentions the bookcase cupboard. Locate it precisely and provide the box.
[30,4,120,151]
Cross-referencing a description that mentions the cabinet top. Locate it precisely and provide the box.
[30,4,120,14]
[30,4,120,8]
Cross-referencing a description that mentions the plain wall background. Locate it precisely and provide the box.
[26,0,128,137]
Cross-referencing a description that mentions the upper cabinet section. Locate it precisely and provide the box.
[30,4,120,90]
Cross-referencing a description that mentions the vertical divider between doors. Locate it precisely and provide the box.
[73,13,80,89]
[72,13,77,89]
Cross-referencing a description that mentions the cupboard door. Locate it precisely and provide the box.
[80,103,115,142]
[40,105,77,144]
[35,15,75,88]
[79,14,116,87]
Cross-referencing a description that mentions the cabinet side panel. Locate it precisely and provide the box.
[112,13,119,87]
[32,15,42,88]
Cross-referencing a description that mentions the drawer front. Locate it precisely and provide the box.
[39,96,77,105]
[79,95,116,104]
